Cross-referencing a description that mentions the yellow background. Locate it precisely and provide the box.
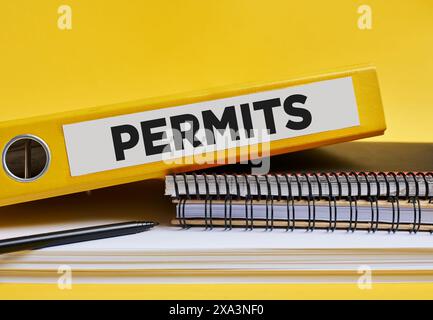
[2,283,433,300]
[1,0,432,299]
[0,0,432,142]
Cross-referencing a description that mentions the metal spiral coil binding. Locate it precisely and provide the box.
[244,174,253,230]
[302,173,315,231]
[283,174,295,231]
[170,171,432,232]
[223,174,232,230]
[264,175,273,231]
[340,172,353,232]
[203,174,212,230]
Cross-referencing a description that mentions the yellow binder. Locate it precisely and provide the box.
[0,66,385,207]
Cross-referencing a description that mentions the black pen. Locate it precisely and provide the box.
[0,221,158,255]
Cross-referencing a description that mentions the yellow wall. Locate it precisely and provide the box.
[0,0,432,142]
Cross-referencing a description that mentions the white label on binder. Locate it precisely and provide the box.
[63,77,360,176]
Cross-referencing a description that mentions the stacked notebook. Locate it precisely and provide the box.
[166,172,433,232]
[1,143,432,285]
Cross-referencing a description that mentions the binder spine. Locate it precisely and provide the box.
[171,172,433,233]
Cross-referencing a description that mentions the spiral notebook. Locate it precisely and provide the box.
[166,172,433,232]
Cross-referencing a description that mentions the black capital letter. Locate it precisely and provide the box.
[252,98,281,134]
[284,94,312,130]
[240,103,255,138]
[140,118,170,156]
[170,114,202,150]
[111,125,140,161]
[202,106,240,145]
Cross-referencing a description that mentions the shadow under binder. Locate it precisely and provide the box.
[194,142,433,174]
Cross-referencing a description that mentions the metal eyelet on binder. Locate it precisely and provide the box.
[2,134,51,182]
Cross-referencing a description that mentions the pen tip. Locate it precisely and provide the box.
[142,221,158,228]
